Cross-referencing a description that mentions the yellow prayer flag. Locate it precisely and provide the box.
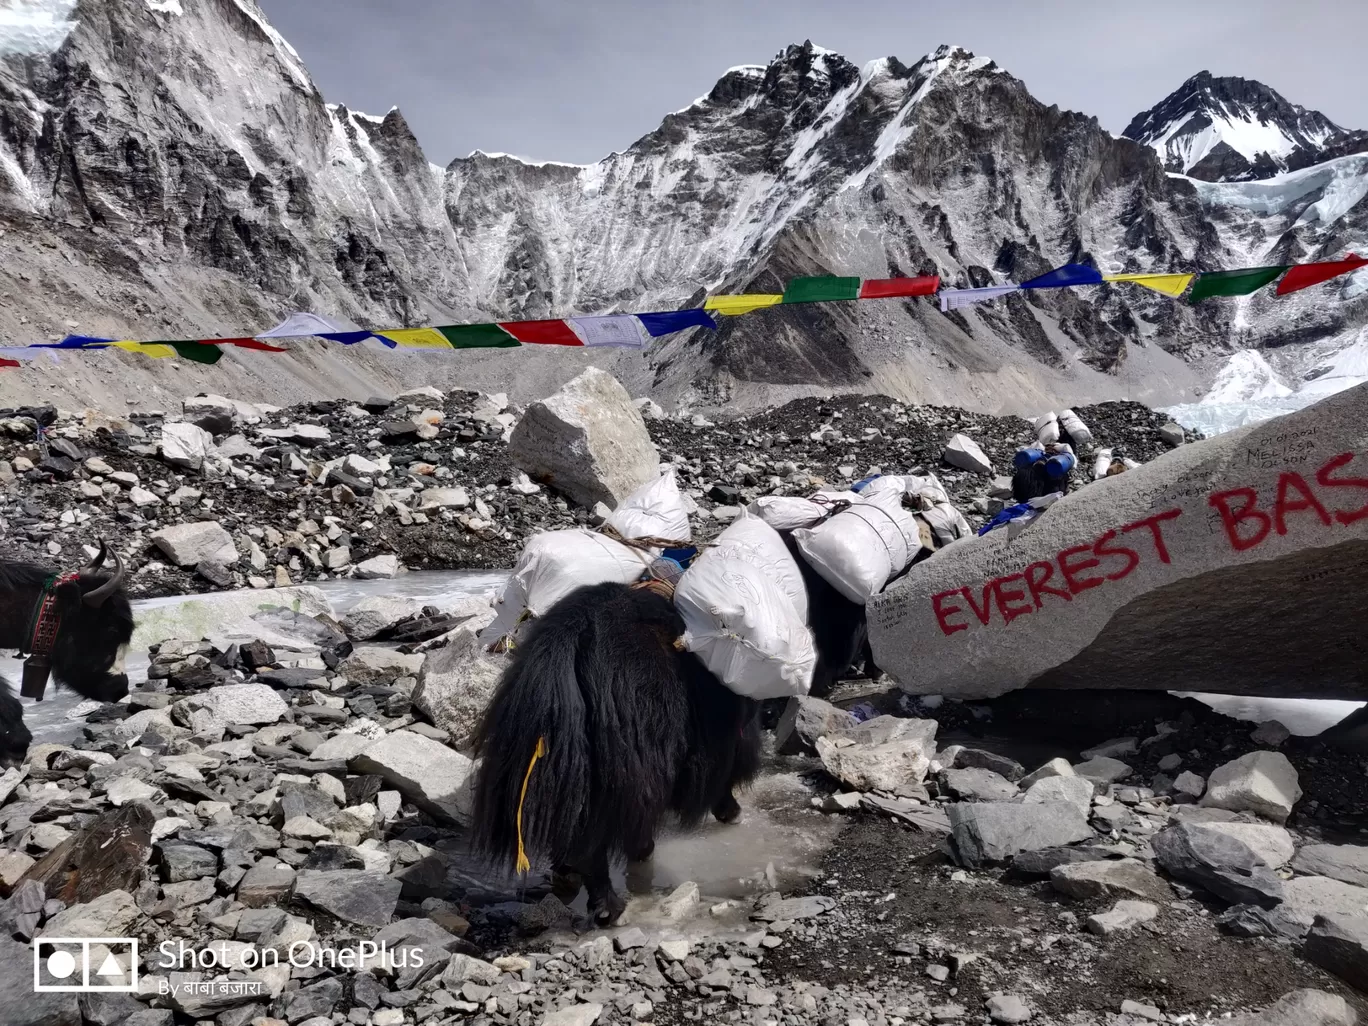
[1103,273,1195,298]
[703,294,784,316]
[111,341,178,358]
[375,327,455,349]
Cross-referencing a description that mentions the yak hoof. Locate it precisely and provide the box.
[712,793,742,824]
[589,891,627,927]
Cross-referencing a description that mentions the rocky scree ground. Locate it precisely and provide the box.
[0,388,1194,597]
[0,593,1365,1026]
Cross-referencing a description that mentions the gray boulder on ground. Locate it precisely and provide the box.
[869,384,1368,700]
[354,554,405,579]
[411,637,506,749]
[349,733,475,824]
[1050,858,1171,902]
[340,596,425,641]
[940,767,1018,801]
[1229,989,1357,1026]
[946,801,1093,868]
[1086,899,1158,936]
[507,368,660,509]
[171,683,288,735]
[161,421,215,470]
[1303,914,1368,993]
[1151,821,1284,908]
[151,521,238,567]
[293,869,401,927]
[775,696,857,756]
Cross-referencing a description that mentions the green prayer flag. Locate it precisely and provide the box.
[782,276,861,304]
[158,342,223,365]
[437,323,520,348]
[1187,266,1288,303]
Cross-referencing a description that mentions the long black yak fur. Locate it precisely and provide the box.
[472,581,761,924]
[471,535,879,923]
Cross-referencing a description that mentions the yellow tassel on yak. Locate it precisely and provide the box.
[514,735,547,873]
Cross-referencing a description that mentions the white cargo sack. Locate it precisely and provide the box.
[1034,411,1060,445]
[1092,447,1114,480]
[481,529,654,643]
[605,470,691,542]
[1059,408,1094,448]
[869,473,950,509]
[674,514,816,699]
[793,487,920,604]
[748,490,859,532]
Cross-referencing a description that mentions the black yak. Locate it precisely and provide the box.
[0,543,133,765]
[471,542,871,924]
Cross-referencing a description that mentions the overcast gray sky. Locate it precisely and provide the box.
[259,0,1367,167]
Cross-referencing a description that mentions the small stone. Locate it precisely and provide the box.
[1250,720,1292,746]
[1018,758,1074,789]
[1087,899,1159,936]
[985,993,1032,1023]
[1200,750,1302,823]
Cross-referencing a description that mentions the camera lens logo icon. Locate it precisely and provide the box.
[33,939,139,993]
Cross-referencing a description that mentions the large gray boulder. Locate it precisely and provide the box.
[151,521,238,567]
[1151,821,1284,907]
[1200,751,1302,822]
[1227,989,1357,1026]
[508,368,660,509]
[869,384,1368,700]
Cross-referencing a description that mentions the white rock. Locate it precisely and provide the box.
[541,1004,604,1026]
[942,433,992,475]
[173,683,289,735]
[259,423,331,445]
[419,487,471,510]
[128,486,161,507]
[151,521,237,567]
[1201,751,1302,823]
[104,776,159,806]
[1086,899,1158,936]
[161,421,215,469]
[340,647,426,686]
[354,554,404,579]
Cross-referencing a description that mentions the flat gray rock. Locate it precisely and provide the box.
[1050,858,1171,902]
[941,767,1018,801]
[1200,751,1301,823]
[1294,843,1368,887]
[293,869,401,927]
[1228,989,1356,1026]
[752,896,836,922]
[947,801,1093,868]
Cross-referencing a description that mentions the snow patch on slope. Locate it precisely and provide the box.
[229,0,313,91]
[145,0,183,15]
[1204,349,1292,402]
[0,0,77,56]
[1184,153,1368,223]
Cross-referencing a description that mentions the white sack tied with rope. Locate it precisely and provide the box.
[673,512,816,700]
[792,484,922,603]
[481,472,691,643]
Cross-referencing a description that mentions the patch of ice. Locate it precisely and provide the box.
[1203,350,1292,403]
[1184,153,1368,224]
[145,0,183,15]
[0,0,77,56]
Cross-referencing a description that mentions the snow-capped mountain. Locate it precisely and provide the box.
[1123,71,1368,182]
[0,3,1365,416]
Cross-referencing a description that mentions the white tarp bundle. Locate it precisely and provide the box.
[918,501,972,549]
[793,485,921,603]
[1033,411,1060,445]
[481,472,692,643]
[674,513,816,699]
[604,470,692,541]
[1058,408,1094,448]
[1092,447,1114,480]
[747,489,860,531]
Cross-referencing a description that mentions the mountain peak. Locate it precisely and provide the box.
[1124,72,1356,181]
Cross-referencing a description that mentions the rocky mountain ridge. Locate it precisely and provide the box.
[0,3,1365,417]
[1124,70,1368,182]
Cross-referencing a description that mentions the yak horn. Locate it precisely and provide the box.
[83,547,125,607]
[84,540,109,572]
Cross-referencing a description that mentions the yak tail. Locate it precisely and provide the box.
[470,605,591,873]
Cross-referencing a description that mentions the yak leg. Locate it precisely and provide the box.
[0,683,31,769]
[550,865,583,904]
[583,849,625,927]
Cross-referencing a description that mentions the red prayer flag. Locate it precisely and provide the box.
[497,319,584,346]
[214,337,289,352]
[1275,254,1368,295]
[0,357,18,369]
[858,276,940,299]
